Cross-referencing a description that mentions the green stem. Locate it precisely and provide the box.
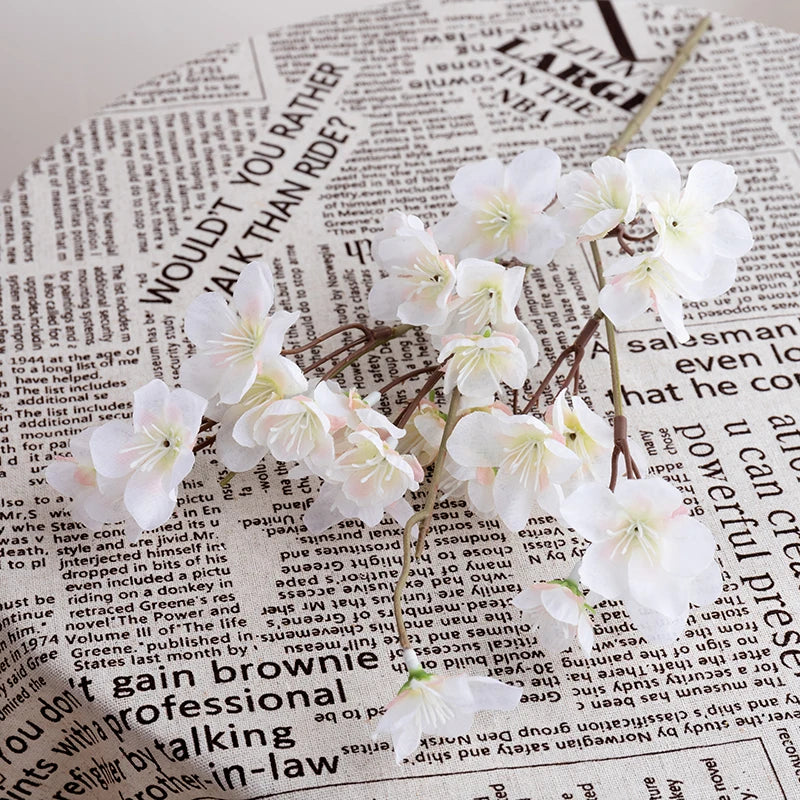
[605,14,711,158]
[414,388,461,558]
[392,389,461,649]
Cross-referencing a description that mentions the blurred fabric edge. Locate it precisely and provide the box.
[0,0,795,192]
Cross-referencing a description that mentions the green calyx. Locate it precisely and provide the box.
[398,668,433,694]
[549,578,594,615]
[549,578,581,595]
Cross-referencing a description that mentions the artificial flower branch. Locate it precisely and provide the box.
[45,12,752,767]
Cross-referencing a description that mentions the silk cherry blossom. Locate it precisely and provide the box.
[45,428,126,531]
[433,149,565,265]
[447,411,579,530]
[89,380,207,539]
[512,580,594,655]
[626,149,752,278]
[369,211,456,327]
[599,251,738,343]
[180,260,299,405]
[373,649,522,763]
[561,477,719,631]
[438,331,528,403]
[214,356,308,472]
[557,156,638,240]
[436,258,539,367]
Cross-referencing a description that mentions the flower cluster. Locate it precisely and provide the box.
[46,143,750,766]
[559,150,753,342]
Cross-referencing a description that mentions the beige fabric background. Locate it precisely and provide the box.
[0,0,796,191]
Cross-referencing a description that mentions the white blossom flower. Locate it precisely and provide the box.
[599,251,737,343]
[234,393,334,475]
[547,393,613,482]
[512,580,594,655]
[215,356,308,472]
[438,331,527,403]
[304,426,423,534]
[626,150,752,278]
[313,381,403,443]
[561,478,719,633]
[433,149,565,265]
[181,260,299,405]
[436,258,539,368]
[369,211,456,326]
[46,428,126,530]
[557,156,638,240]
[373,649,522,763]
[447,411,579,531]
[89,380,206,539]
[402,400,446,467]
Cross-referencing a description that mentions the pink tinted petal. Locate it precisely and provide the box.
[166,388,207,433]
[628,550,688,619]
[515,213,565,266]
[580,207,624,239]
[712,208,753,258]
[580,539,629,599]
[179,353,222,401]
[660,518,716,577]
[451,158,505,207]
[124,470,177,531]
[368,277,406,321]
[90,420,135,478]
[233,261,274,320]
[577,614,594,655]
[217,359,258,405]
[599,280,652,327]
[653,287,689,342]
[626,599,686,645]
[511,587,545,613]
[615,477,682,520]
[561,483,621,542]
[465,676,523,711]
[132,379,169,431]
[493,469,536,532]
[689,562,723,607]
[432,207,477,255]
[217,412,268,472]
[167,449,196,489]
[258,309,300,359]
[541,585,580,625]
[447,412,507,467]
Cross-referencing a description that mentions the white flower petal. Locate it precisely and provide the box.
[451,158,505,207]
[232,261,275,321]
[506,148,561,209]
[627,149,681,202]
[685,160,737,209]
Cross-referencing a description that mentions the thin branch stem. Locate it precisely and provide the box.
[282,322,373,356]
[590,241,641,490]
[622,228,658,242]
[302,335,369,374]
[379,363,439,395]
[522,310,603,412]
[604,14,711,158]
[394,366,446,429]
[193,435,216,454]
[414,389,461,558]
[319,324,414,382]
